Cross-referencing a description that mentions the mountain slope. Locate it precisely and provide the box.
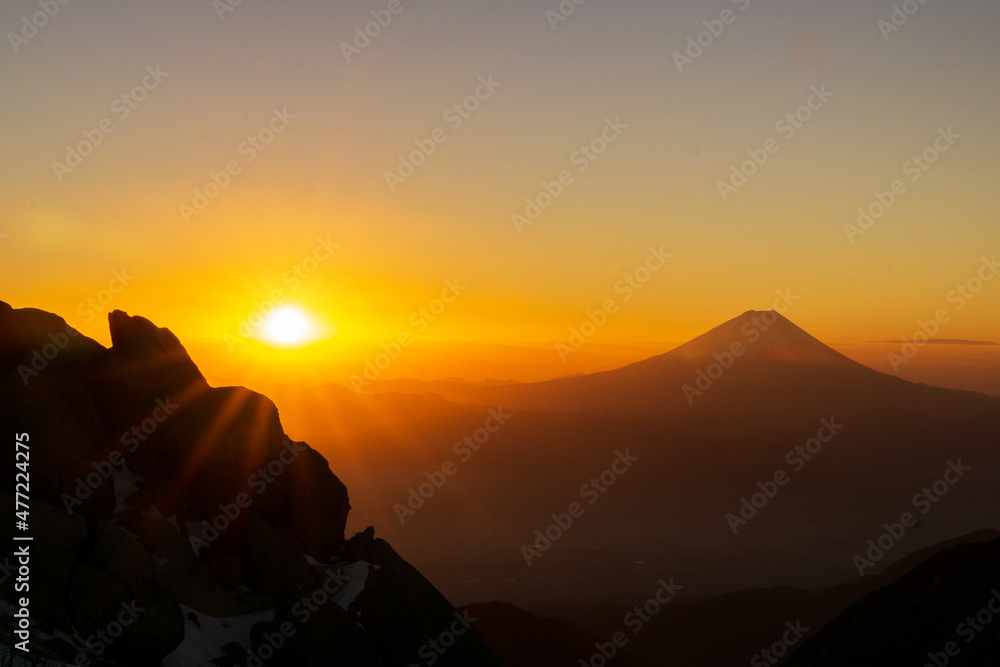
[0,301,500,666]
[523,530,1000,667]
[787,536,1000,666]
[363,311,998,425]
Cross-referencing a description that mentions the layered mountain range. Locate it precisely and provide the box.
[367,310,997,424]
[260,311,1000,609]
[3,301,998,665]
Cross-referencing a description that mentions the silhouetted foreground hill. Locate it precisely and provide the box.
[787,535,1000,666]
[462,531,1000,666]
[505,530,999,666]
[0,301,499,666]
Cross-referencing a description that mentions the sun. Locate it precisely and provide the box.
[258,305,318,348]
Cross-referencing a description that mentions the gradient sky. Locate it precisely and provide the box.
[2,0,998,383]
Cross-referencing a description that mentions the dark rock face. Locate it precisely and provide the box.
[786,538,1000,667]
[0,301,500,666]
[465,601,656,667]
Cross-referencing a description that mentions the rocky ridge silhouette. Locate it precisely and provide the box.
[0,301,499,666]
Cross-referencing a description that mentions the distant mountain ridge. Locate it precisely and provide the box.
[359,310,999,425]
[470,530,1000,667]
[246,310,1000,609]
[787,534,1000,666]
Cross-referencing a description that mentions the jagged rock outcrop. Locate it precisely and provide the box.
[0,301,500,666]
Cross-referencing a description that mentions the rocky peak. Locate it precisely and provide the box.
[107,309,208,398]
[0,303,500,666]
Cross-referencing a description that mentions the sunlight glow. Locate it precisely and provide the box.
[259,305,317,348]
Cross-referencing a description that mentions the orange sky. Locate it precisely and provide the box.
[2,1,998,389]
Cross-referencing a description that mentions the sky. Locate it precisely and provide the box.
[2,0,999,384]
